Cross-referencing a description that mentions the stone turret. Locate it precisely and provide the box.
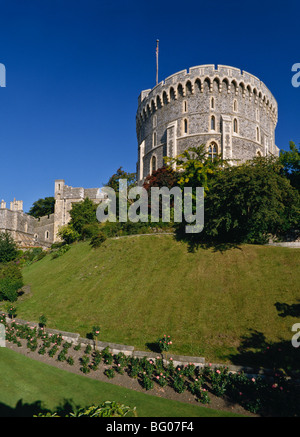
[136,64,279,182]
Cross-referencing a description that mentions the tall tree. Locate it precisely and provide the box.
[280,141,300,192]
[28,197,55,218]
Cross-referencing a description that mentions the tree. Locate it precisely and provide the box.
[0,231,18,263]
[69,198,98,236]
[280,141,300,192]
[203,155,300,244]
[105,167,136,192]
[28,197,55,218]
[57,224,80,244]
[143,166,178,191]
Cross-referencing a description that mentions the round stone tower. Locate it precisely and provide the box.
[136,64,278,182]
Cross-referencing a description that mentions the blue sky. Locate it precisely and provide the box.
[0,0,299,212]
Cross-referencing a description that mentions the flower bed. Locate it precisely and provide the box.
[1,314,299,417]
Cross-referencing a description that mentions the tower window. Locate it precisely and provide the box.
[208,142,218,160]
[153,115,157,128]
[211,97,215,109]
[210,115,216,131]
[233,99,238,112]
[153,131,157,147]
[184,119,188,134]
[183,100,187,113]
[256,127,260,142]
[150,155,157,175]
[233,118,238,134]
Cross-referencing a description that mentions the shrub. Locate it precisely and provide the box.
[39,315,47,328]
[141,373,154,390]
[66,356,74,366]
[104,368,115,379]
[90,232,107,249]
[155,373,168,387]
[51,244,71,259]
[172,373,186,394]
[6,305,17,319]
[68,401,136,417]
[57,225,79,244]
[0,231,18,263]
[156,334,172,353]
[0,263,23,302]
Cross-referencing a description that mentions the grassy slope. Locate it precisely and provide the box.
[0,348,240,417]
[14,235,300,363]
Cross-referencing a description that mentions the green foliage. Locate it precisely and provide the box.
[105,167,136,192]
[38,314,47,327]
[0,263,23,302]
[69,401,136,417]
[203,155,300,244]
[69,198,98,235]
[141,373,154,390]
[51,244,71,259]
[0,231,18,263]
[156,334,172,352]
[104,368,115,379]
[280,141,300,192]
[6,304,17,318]
[81,223,102,240]
[28,197,55,218]
[57,225,80,244]
[21,248,47,265]
[90,231,107,248]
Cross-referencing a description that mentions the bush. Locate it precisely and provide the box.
[57,225,79,244]
[90,232,107,249]
[0,232,18,263]
[104,368,115,379]
[0,263,23,302]
[51,244,71,259]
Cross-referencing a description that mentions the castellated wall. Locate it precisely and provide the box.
[0,180,104,248]
[136,64,279,181]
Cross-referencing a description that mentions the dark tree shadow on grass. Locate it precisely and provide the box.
[0,398,78,417]
[145,342,161,354]
[173,229,242,253]
[275,300,300,318]
[228,329,300,377]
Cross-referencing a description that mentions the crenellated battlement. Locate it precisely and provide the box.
[137,64,278,125]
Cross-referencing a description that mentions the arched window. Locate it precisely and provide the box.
[233,118,238,134]
[211,97,215,109]
[153,131,157,147]
[256,150,262,157]
[153,115,157,128]
[183,118,188,134]
[210,115,216,131]
[208,142,218,160]
[233,99,238,112]
[150,155,157,175]
[183,100,187,113]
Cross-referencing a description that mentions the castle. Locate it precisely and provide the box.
[136,64,279,181]
[1,64,280,248]
[0,180,104,248]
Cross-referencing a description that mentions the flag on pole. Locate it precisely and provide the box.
[156,39,159,85]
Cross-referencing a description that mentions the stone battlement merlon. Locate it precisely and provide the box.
[137,64,277,123]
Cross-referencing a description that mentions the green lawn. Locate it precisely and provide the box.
[8,235,300,364]
[0,348,240,417]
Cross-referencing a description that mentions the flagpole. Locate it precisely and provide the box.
[156,39,159,86]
